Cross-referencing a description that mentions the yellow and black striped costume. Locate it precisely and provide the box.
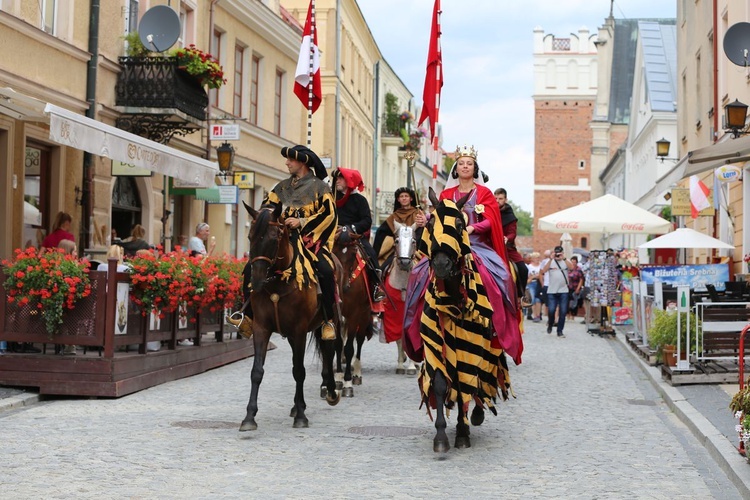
[418,198,511,422]
[264,173,337,289]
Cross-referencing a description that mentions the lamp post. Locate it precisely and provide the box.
[724,99,749,138]
[216,141,235,183]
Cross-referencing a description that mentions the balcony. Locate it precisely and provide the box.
[115,57,207,143]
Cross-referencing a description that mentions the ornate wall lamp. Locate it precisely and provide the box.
[215,141,235,183]
[655,138,679,163]
[724,99,750,138]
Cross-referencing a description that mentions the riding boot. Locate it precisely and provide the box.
[227,315,254,338]
[372,269,385,302]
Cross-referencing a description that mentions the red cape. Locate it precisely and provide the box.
[439,185,510,266]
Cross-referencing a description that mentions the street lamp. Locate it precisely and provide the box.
[724,99,749,138]
[655,138,678,163]
[216,141,235,182]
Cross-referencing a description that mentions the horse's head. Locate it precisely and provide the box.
[393,221,417,272]
[245,201,285,292]
[424,187,471,281]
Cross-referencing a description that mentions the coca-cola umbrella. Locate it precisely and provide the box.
[537,194,672,235]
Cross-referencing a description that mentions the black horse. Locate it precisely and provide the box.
[238,202,340,431]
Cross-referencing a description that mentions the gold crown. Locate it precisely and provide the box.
[454,145,478,160]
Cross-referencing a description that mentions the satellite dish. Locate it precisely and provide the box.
[723,22,750,66]
[138,5,181,53]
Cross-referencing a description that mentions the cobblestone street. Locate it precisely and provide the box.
[0,319,744,499]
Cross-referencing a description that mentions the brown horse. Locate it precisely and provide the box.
[239,203,340,432]
[332,229,373,397]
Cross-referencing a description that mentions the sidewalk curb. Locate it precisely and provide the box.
[614,331,750,497]
[0,393,41,413]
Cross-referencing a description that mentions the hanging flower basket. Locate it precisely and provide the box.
[170,45,226,89]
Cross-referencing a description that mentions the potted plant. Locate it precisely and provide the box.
[647,308,702,365]
[730,384,750,458]
[169,45,226,89]
[2,247,92,335]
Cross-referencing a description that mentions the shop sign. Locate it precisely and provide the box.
[670,188,714,217]
[639,264,729,291]
[714,165,742,183]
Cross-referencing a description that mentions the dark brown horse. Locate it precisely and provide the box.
[332,229,372,397]
[239,203,340,431]
[417,188,509,452]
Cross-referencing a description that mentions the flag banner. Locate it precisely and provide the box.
[294,0,322,113]
[689,175,711,219]
[417,0,442,140]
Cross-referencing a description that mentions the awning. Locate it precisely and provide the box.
[685,135,750,177]
[0,88,47,121]
[44,103,217,187]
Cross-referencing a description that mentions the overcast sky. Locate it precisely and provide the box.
[358,0,677,214]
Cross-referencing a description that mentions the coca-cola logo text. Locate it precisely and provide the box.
[621,223,645,231]
[555,222,579,229]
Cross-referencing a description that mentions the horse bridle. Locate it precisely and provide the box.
[250,219,287,281]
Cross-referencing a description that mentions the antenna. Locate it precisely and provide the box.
[723,22,750,67]
[138,5,181,53]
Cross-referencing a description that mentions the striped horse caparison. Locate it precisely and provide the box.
[418,187,512,453]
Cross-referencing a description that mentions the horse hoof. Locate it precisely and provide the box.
[290,406,297,418]
[352,375,362,386]
[395,367,406,374]
[455,436,471,449]
[326,390,341,406]
[406,367,417,376]
[293,417,309,428]
[320,386,327,399]
[433,437,450,453]
[335,380,344,390]
[470,407,485,426]
[239,419,257,432]
[342,387,354,398]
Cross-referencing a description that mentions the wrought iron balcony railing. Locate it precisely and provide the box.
[115,57,208,121]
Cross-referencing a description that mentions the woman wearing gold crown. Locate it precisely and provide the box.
[412,145,523,365]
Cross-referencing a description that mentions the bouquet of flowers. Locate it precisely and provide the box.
[399,111,414,123]
[171,45,226,89]
[744,254,750,265]
[2,247,92,334]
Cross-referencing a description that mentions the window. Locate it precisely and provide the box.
[234,45,244,116]
[274,69,283,135]
[578,160,585,169]
[24,145,51,248]
[179,2,195,47]
[249,55,260,125]
[580,237,587,249]
[42,0,56,35]
[125,0,139,34]
[209,30,222,108]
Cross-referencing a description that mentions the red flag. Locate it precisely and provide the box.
[689,175,711,218]
[294,1,322,113]
[417,0,442,140]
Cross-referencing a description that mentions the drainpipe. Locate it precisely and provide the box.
[372,61,380,226]
[81,0,100,250]
[201,0,221,229]
[712,0,719,243]
[335,0,341,166]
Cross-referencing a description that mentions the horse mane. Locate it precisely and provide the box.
[250,206,274,241]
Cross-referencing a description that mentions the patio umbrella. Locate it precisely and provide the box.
[638,227,734,249]
[538,194,672,235]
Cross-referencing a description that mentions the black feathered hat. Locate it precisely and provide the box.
[280,145,327,180]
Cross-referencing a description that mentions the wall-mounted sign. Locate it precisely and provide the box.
[112,160,152,177]
[196,185,239,204]
[670,187,714,217]
[234,171,255,189]
[210,124,240,141]
[715,165,742,183]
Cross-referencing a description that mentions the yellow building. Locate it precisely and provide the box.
[0,0,306,260]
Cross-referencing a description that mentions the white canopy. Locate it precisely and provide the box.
[44,104,217,187]
[638,227,734,249]
[537,194,672,235]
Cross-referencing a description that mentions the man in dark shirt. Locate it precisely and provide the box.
[332,167,384,302]
[495,188,528,299]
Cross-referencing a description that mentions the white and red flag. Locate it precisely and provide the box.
[689,175,711,218]
[294,0,322,113]
[417,0,442,182]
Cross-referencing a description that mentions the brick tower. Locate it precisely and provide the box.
[532,27,598,254]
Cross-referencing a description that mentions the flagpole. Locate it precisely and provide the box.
[306,0,316,147]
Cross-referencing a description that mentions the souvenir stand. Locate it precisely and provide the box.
[586,250,618,335]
